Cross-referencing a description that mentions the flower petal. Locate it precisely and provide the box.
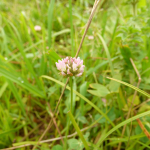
[76,73,82,77]
[73,62,78,71]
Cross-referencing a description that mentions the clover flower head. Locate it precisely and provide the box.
[34,25,41,31]
[56,57,85,77]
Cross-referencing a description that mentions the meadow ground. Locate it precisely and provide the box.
[0,0,150,149]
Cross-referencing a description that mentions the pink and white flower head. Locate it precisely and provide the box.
[34,25,41,31]
[56,57,85,77]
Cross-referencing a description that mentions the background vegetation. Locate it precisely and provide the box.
[0,0,150,149]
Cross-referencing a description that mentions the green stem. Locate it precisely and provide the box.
[64,77,73,149]
[64,116,69,149]
[68,111,90,150]
[70,77,73,113]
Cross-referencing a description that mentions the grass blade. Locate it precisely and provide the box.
[3,17,42,88]
[97,34,114,76]
[48,0,55,48]
[0,67,45,98]
[96,110,150,147]
[0,82,8,98]
[7,80,26,115]
[68,111,90,150]
[107,77,150,98]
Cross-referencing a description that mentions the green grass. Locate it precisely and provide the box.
[0,0,150,149]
